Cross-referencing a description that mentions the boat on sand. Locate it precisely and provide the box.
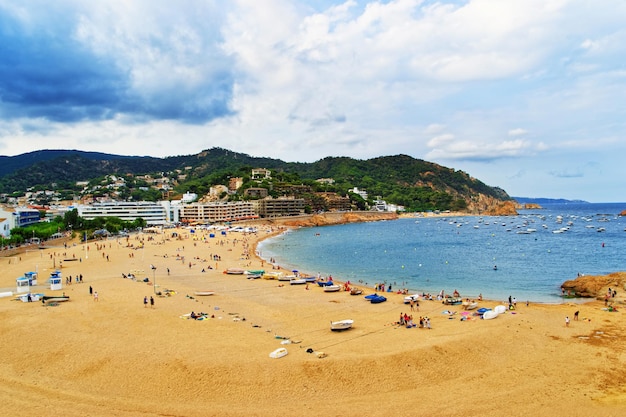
[367,294,387,304]
[269,347,288,359]
[330,319,354,331]
[194,290,215,296]
[323,285,341,292]
[482,310,498,320]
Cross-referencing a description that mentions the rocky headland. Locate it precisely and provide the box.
[561,271,626,301]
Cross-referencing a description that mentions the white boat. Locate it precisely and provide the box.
[330,319,354,331]
[404,294,420,304]
[494,305,507,314]
[269,347,288,359]
[462,300,478,310]
[278,274,296,282]
[225,268,245,275]
[289,278,307,285]
[482,310,498,320]
[194,290,215,296]
[323,285,341,292]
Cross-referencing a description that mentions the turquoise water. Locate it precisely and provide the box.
[258,203,626,303]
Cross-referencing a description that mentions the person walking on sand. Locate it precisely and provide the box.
[150,296,154,308]
[93,291,99,302]
[574,310,579,321]
[144,296,148,308]
[565,316,570,327]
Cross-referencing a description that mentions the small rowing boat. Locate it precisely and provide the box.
[323,285,341,292]
[330,319,354,331]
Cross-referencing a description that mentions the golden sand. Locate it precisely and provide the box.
[1,226,625,417]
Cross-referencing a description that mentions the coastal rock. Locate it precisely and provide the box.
[561,272,626,299]
[253,211,398,228]
[481,200,518,216]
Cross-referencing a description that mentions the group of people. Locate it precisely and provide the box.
[143,296,155,308]
[66,274,84,284]
[189,311,211,320]
[398,313,431,329]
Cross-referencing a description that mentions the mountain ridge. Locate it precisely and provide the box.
[0,148,512,213]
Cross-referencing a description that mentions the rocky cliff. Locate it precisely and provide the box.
[561,271,626,300]
[481,200,518,216]
[251,211,398,227]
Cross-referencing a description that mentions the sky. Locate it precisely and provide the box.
[1,0,625,203]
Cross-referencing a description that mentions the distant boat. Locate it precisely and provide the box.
[330,319,354,331]
[225,268,245,275]
[289,278,307,285]
[323,285,341,292]
[194,290,215,296]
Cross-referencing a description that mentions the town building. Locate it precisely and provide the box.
[179,201,257,224]
[251,168,271,180]
[0,207,41,234]
[77,202,169,225]
[257,197,305,218]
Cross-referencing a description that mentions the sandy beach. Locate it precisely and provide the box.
[1,225,625,417]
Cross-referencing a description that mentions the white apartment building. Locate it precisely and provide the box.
[77,202,169,225]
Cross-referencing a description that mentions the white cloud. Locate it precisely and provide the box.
[2,0,626,201]
[508,128,528,136]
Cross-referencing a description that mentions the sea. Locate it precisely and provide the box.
[257,202,626,304]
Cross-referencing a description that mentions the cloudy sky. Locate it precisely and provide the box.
[1,0,625,202]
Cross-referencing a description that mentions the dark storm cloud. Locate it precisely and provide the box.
[0,10,233,124]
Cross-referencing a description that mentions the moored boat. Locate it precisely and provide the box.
[225,268,245,275]
[194,290,215,296]
[290,278,307,285]
[323,285,341,292]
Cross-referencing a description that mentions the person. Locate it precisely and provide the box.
[574,310,579,321]
[150,296,154,308]
[93,291,99,302]
[144,296,148,308]
[565,316,570,327]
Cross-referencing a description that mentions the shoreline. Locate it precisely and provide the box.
[250,217,618,306]
[1,221,626,416]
